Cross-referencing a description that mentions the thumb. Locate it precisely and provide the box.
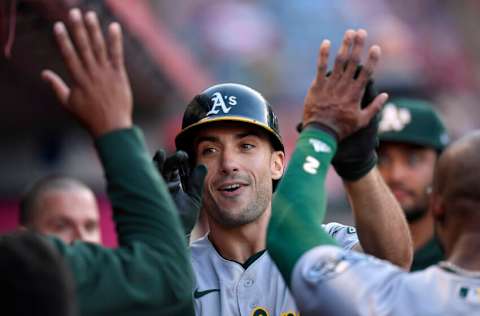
[186,164,207,201]
[361,92,388,127]
[42,70,70,106]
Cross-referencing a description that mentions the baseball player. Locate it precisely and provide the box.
[378,98,449,270]
[267,36,480,316]
[40,9,196,315]
[171,29,411,316]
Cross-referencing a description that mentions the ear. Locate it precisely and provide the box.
[430,193,445,223]
[270,151,285,180]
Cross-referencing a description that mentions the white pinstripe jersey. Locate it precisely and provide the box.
[291,245,480,316]
[191,222,358,316]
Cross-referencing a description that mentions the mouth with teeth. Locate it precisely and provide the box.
[217,182,248,196]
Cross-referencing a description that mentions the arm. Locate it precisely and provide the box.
[299,28,412,268]
[42,9,194,315]
[345,168,413,269]
[268,29,388,285]
[267,128,338,285]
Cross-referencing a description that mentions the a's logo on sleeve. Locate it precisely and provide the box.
[206,92,237,115]
[379,103,411,133]
[309,138,331,153]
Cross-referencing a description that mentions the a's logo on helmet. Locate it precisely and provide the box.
[206,92,238,116]
[379,103,411,133]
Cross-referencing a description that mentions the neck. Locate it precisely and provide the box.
[447,232,480,271]
[409,211,435,251]
[207,207,271,264]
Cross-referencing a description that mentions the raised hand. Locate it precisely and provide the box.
[302,29,388,141]
[153,150,207,236]
[42,8,132,137]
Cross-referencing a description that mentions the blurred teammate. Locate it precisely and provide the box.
[0,231,77,316]
[267,41,480,315]
[40,8,196,315]
[20,175,101,244]
[171,29,411,316]
[378,98,449,270]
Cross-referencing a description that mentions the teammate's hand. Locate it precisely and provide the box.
[153,150,207,236]
[302,29,388,141]
[331,74,380,181]
[41,8,132,138]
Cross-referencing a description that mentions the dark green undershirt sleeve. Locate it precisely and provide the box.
[267,128,339,286]
[50,127,194,316]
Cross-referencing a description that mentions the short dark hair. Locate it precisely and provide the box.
[0,231,77,316]
[19,175,92,226]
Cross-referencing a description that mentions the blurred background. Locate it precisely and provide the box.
[1,0,479,246]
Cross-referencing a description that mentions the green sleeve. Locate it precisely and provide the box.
[267,128,339,286]
[50,127,194,316]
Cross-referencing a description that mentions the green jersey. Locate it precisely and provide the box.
[411,237,444,271]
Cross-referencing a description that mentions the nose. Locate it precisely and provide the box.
[385,160,408,184]
[219,147,240,175]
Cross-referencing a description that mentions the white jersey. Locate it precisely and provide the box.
[291,245,480,316]
[191,222,358,316]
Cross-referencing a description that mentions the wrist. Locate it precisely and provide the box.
[91,118,133,138]
[303,122,339,141]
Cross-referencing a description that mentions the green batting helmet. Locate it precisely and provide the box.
[378,98,449,151]
[175,83,284,153]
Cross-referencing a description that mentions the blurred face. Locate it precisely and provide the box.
[195,123,284,228]
[378,142,437,222]
[31,188,101,244]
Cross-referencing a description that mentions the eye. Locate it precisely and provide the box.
[407,153,421,167]
[85,221,99,233]
[200,146,218,156]
[51,219,68,232]
[240,143,255,151]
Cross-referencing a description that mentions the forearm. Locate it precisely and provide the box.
[95,127,187,252]
[268,128,338,286]
[344,168,413,269]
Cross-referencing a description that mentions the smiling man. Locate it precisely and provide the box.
[377,98,449,270]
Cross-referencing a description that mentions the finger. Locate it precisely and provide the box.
[164,151,188,173]
[41,70,70,105]
[52,21,86,84]
[187,165,207,200]
[360,92,388,126]
[343,29,367,80]
[329,29,355,83]
[108,22,124,70]
[175,150,191,181]
[68,8,97,69]
[355,45,381,89]
[153,149,166,172]
[314,39,331,85]
[84,11,108,65]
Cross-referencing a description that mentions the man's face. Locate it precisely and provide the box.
[378,142,437,221]
[31,188,101,244]
[194,123,284,228]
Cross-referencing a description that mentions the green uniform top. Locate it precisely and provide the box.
[411,237,444,271]
[49,127,195,316]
